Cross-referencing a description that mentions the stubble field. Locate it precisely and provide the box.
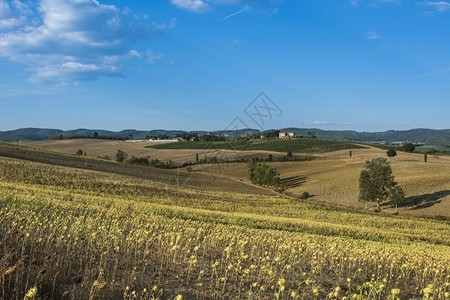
[19,139,450,219]
[0,149,449,299]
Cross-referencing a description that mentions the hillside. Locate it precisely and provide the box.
[281,128,450,146]
[1,127,449,147]
[0,142,275,196]
[0,128,259,142]
[0,143,449,299]
[147,139,365,153]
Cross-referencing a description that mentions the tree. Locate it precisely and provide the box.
[358,158,396,211]
[287,151,293,159]
[386,149,397,157]
[402,143,415,153]
[195,153,199,161]
[93,132,99,139]
[248,160,280,187]
[116,150,128,162]
[76,149,83,156]
[306,131,316,138]
[389,183,405,214]
[268,154,273,162]
[424,153,427,163]
[349,150,352,158]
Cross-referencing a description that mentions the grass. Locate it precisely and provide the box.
[146,138,365,153]
[0,149,449,299]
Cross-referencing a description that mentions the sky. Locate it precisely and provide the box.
[0,0,449,132]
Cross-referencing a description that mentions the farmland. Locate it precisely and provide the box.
[20,139,450,219]
[0,142,449,299]
[146,138,365,153]
[205,146,450,219]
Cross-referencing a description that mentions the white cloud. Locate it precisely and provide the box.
[302,120,351,126]
[29,62,122,83]
[170,0,281,14]
[418,1,450,11]
[0,0,172,83]
[365,31,381,40]
[0,0,12,18]
[303,120,332,125]
[147,51,164,64]
[170,0,210,13]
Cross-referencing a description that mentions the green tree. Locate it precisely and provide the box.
[402,143,415,153]
[389,183,405,214]
[386,149,397,157]
[76,149,83,156]
[116,150,128,162]
[268,154,273,162]
[287,151,293,159]
[248,160,280,187]
[93,132,99,139]
[358,158,396,211]
[307,131,316,138]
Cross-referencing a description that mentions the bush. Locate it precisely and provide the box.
[115,150,128,162]
[300,191,310,200]
[402,143,415,153]
[76,149,83,156]
[128,156,150,166]
[386,149,397,157]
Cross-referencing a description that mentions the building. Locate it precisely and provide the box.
[279,132,295,139]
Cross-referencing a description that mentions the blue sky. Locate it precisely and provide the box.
[0,0,449,132]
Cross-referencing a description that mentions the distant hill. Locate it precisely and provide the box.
[0,127,448,146]
[280,128,450,147]
[0,128,259,142]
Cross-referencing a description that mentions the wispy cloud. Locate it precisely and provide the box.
[147,51,165,64]
[352,0,402,7]
[0,0,173,84]
[303,120,332,125]
[370,0,402,7]
[418,1,450,11]
[170,0,281,15]
[365,31,381,40]
[302,120,351,126]
[169,0,210,13]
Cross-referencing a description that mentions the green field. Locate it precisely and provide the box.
[147,138,365,153]
[415,145,450,156]
[0,143,449,299]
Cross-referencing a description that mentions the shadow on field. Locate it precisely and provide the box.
[401,190,450,210]
[281,175,307,189]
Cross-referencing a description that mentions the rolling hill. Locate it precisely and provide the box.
[0,127,449,146]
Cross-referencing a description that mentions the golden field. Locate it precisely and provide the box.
[19,139,450,219]
[195,147,450,219]
[19,139,277,164]
[0,151,449,299]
